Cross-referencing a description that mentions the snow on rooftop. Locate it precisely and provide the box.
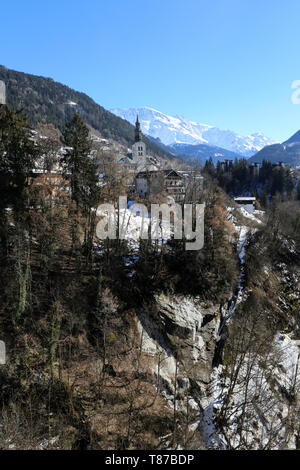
[234,197,256,201]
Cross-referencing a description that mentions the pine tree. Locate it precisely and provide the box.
[284,169,295,199]
[62,114,99,264]
[203,157,216,178]
[0,106,38,255]
[216,160,222,177]
[260,189,268,208]
[62,114,98,211]
[0,106,38,211]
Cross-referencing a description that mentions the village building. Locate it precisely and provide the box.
[118,155,138,172]
[182,170,204,201]
[220,159,233,171]
[29,169,67,199]
[272,161,287,169]
[135,168,186,202]
[220,159,261,176]
[234,196,256,213]
[249,162,260,176]
[129,116,204,203]
[126,116,184,202]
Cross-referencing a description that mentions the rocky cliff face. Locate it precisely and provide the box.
[133,293,225,449]
[136,294,222,388]
[132,207,300,450]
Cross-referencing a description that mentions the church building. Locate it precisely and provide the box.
[130,115,187,202]
[132,115,147,160]
[118,114,159,173]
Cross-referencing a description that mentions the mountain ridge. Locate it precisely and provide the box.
[169,142,243,166]
[248,129,300,166]
[0,66,173,161]
[111,106,276,158]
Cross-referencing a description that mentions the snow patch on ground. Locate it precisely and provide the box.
[238,206,263,224]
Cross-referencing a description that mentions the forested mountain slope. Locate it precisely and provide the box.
[0,66,173,160]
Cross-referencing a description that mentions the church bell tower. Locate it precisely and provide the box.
[132,113,146,160]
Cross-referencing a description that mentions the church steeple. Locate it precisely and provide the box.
[132,113,146,160]
[135,114,142,142]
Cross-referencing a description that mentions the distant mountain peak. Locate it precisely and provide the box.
[111,106,275,158]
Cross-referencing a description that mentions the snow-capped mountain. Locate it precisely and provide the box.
[111,106,276,158]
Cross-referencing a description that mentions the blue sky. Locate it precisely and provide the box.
[1,0,300,141]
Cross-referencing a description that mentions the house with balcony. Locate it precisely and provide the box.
[135,169,185,202]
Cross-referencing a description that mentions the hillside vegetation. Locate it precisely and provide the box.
[0,66,172,160]
[0,91,299,451]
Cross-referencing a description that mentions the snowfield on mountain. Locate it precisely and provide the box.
[111,106,275,157]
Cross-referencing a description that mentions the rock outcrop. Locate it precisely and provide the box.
[135,294,222,393]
